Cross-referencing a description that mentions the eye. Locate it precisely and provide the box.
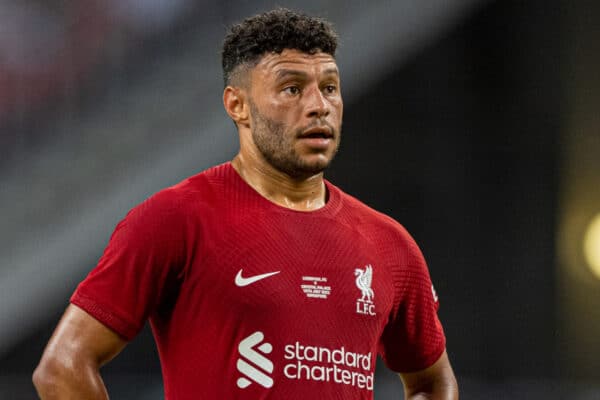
[323,84,337,94]
[283,86,300,95]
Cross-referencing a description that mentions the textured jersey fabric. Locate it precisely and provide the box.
[71,162,446,399]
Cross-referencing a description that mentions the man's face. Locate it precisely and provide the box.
[245,49,343,179]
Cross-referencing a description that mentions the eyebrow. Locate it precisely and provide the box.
[275,67,340,81]
[322,67,340,76]
[275,69,308,80]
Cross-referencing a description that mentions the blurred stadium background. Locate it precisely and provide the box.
[1,0,599,398]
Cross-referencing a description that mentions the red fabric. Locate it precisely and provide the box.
[71,162,445,399]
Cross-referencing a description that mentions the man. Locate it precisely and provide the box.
[33,8,458,400]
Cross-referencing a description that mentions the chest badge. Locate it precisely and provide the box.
[355,265,376,316]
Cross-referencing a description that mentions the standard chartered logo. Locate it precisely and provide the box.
[236,331,274,389]
[235,332,374,391]
[283,342,374,390]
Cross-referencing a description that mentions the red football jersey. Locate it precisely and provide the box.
[71,162,445,399]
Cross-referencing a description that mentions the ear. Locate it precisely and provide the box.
[223,86,249,127]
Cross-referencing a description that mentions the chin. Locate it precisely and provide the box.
[264,150,337,179]
[296,158,334,176]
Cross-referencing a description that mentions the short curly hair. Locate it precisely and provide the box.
[221,8,338,86]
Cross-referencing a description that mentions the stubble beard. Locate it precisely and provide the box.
[249,101,341,180]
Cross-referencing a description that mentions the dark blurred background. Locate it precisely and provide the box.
[1,0,599,398]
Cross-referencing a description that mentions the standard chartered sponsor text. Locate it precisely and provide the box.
[283,341,374,390]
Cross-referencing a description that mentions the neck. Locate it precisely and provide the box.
[231,153,327,211]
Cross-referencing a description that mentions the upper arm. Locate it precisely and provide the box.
[33,305,127,398]
[398,350,458,399]
[37,304,127,371]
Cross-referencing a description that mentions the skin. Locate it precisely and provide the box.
[33,49,458,399]
[400,351,458,399]
[224,49,343,211]
[33,305,125,399]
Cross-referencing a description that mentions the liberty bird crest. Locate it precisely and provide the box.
[354,265,374,303]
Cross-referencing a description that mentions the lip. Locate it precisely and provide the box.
[297,131,333,150]
[298,137,332,147]
[296,125,335,150]
[298,126,334,139]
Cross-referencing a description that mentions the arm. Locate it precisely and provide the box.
[33,304,127,399]
[398,350,458,400]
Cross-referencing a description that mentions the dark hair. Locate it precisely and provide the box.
[221,8,338,86]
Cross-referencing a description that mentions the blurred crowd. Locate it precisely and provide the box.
[0,0,195,125]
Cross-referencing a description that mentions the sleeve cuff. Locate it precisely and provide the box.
[70,291,140,341]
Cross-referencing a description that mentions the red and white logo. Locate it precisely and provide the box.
[431,284,439,303]
[236,331,375,391]
[355,265,375,316]
[236,331,274,389]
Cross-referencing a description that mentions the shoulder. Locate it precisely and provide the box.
[119,163,232,234]
[328,181,423,261]
[330,182,412,237]
[135,163,231,214]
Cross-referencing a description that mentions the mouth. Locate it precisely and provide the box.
[299,127,334,140]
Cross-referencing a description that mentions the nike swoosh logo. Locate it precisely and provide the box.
[235,269,280,287]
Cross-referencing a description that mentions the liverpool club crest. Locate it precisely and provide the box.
[355,265,375,315]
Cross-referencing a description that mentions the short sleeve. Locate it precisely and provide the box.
[378,232,446,372]
[71,189,187,340]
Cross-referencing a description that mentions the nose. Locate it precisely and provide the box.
[304,85,330,118]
